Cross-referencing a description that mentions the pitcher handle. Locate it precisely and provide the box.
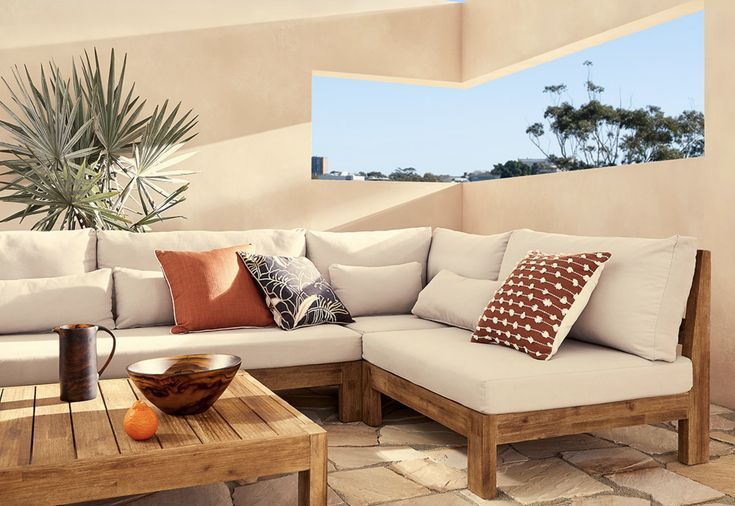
[97,326,117,376]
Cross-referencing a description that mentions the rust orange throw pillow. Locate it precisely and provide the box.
[156,245,274,334]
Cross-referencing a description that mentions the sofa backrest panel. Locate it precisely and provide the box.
[0,229,96,280]
[97,229,306,270]
[427,228,511,282]
[498,229,697,362]
[306,227,432,284]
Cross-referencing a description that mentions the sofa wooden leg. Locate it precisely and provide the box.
[678,400,710,464]
[362,362,382,426]
[338,361,362,423]
[468,412,497,499]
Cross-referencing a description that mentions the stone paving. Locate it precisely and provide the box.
[79,387,735,506]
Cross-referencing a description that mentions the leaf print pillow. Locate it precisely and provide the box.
[238,252,353,330]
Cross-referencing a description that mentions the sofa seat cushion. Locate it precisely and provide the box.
[347,315,447,334]
[0,325,362,387]
[362,327,693,414]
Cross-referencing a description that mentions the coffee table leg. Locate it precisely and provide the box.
[298,432,327,505]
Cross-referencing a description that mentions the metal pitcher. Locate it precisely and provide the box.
[54,324,117,402]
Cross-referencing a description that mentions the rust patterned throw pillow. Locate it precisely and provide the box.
[471,250,612,360]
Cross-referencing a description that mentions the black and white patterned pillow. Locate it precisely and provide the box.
[238,252,353,330]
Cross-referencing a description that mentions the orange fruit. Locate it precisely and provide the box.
[123,400,158,441]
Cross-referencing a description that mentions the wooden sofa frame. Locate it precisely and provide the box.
[248,250,710,499]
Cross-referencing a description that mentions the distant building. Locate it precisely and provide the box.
[311,156,328,178]
[318,171,364,181]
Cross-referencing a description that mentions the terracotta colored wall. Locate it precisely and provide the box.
[462,0,735,407]
[0,1,463,233]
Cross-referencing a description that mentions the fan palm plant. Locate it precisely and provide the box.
[0,49,197,231]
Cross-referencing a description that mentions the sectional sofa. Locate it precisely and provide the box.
[0,226,709,499]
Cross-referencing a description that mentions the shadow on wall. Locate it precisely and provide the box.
[330,184,462,232]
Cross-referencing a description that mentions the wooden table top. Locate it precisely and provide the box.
[0,371,327,505]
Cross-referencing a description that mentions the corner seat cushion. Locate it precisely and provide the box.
[0,325,362,387]
[362,327,693,414]
[347,315,447,334]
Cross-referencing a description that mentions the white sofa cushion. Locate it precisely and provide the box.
[0,229,96,279]
[0,269,114,334]
[363,327,693,414]
[0,324,362,387]
[427,228,511,281]
[347,315,447,334]
[113,268,174,329]
[97,229,306,270]
[306,227,432,283]
[498,230,697,362]
[412,270,501,331]
[329,262,422,317]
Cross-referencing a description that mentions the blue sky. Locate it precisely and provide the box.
[311,11,704,176]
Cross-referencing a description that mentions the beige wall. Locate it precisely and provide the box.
[0,1,463,233]
[462,0,735,407]
[2,0,733,405]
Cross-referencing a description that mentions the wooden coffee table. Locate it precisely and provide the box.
[0,371,327,505]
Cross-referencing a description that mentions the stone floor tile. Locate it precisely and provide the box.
[498,458,611,504]
[512,434,615,459]
[233,474,296,506]
[328,461,337,472]
[325,422,379,447]
[569,495,651,505]
[423,447,469,470]
[711,415,735,431]
[329,446,423,470]
[421,445,527,472]
[562,447,658,475]
[382,403,429,424]
[667,453,735,496]
[382,492,470,505]
[593,425,681,455]
[607,467,724,505]
[390,458,467,492]
[379,421,466,447]
[328,467,430,506]
[458,489,517,505]
[711,404,734,415]
[128,484,232,506]
[233,475,342,506]
[711,431,735,445]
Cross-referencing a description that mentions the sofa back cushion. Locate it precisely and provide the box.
[113,268,174,329]
[306,227,432,284]
[97,229,306,270]
[0,229,96,280]
[412,270,501,331]
[428,228,511,281]
[329,262,423,317]
[498,229,697,361]
[0,269,114,334]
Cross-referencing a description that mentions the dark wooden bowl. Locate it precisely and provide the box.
[127,354,241,416]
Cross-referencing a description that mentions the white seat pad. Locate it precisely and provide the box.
[347,315,447,334]
[0,325,362,387]
[363,327,693,414]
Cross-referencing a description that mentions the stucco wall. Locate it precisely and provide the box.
[462,0,735,407]
[0,1,463,232]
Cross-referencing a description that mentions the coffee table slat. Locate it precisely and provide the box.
[69,386,121,459]
[32,384,76,465]
[99,379,161,453]
[214,387,278,440]
[0,385,35,467]
[230,373,309,437]
[128,380,201,448]
[186,407,241,443]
